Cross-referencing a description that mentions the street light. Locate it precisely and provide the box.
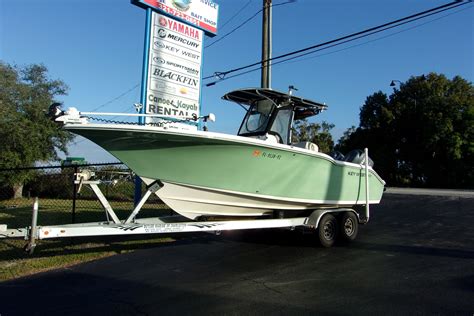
[390,80,402,87]
[391,79,417,107]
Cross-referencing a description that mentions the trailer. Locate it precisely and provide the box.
[0,168,370,254]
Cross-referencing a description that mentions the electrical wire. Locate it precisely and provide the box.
[219,0,253,30]
[282,5,474,67]
[269,2,471,68]
[209,3,473,85]
[205,0,296,49]
[206,3,472,85]
[90,83,140,112]
[205,0,466,80]
[204,0,470,85]
[73,83,140,144]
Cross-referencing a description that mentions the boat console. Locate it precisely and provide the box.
[222,88,327,145]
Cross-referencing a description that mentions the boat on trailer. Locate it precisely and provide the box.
[0,88,385,250]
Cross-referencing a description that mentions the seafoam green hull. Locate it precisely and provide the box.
[68,125,385,206]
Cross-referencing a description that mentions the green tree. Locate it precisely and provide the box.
[292,119,335,153]
[337,73,473,188]
[0,62,73,198]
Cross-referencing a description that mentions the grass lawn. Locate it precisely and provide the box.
[0,198,177,281]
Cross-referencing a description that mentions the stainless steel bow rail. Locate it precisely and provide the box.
[0,157,371,253]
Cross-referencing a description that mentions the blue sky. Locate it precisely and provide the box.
[1,0,473,162]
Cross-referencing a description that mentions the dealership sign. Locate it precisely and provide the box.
[145,12,203,123]
[132,0,219,36]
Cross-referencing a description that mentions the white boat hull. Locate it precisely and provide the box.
[141,178,378,220]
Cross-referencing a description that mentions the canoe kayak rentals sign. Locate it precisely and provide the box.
[146,12,203,123]
[132,0,219,36]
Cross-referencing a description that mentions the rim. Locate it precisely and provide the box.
[344,218,354,236]
[323,220,336,240]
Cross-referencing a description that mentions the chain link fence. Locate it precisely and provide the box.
[0,163,168,225]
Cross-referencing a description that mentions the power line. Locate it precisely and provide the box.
[204,0,470,85]
[73,83,140,145]
[90,83,140,112]
[205,0,466,80]
[205,0,296,49]
[208,3,473,85]
[269,2,471,68]
[283,5,474,67]
[204,9,260,49]
[219,0,253,30]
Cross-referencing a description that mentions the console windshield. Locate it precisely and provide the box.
[269,108,292,144]
[238,100,274,135]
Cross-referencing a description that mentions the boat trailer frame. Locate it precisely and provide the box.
[0,149,371,254]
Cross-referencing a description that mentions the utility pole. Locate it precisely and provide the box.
[261,0,272,88]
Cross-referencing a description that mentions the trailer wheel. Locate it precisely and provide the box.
[340,212,358,242]
[317,214,338,247]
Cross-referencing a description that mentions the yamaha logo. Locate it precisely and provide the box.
[159,16,167,27]
[172,0,191,11]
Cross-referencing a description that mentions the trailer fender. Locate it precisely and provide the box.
[305,208,358,229]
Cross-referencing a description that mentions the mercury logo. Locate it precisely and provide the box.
[157,28,167,38]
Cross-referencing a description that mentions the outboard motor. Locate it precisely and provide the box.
[344,149,374,167]
[47,102,64,120]
[330,151,345,161]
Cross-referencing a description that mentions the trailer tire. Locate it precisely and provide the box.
[340,211,358,242]
[317,214,338,247]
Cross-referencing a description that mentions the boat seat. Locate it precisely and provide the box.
[292,141,319,152]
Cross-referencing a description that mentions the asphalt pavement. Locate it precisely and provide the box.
[1,192,473,315]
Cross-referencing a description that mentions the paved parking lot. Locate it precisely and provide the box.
[1,193,473,315]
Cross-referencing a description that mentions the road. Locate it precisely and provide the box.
[1,193,473,315]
